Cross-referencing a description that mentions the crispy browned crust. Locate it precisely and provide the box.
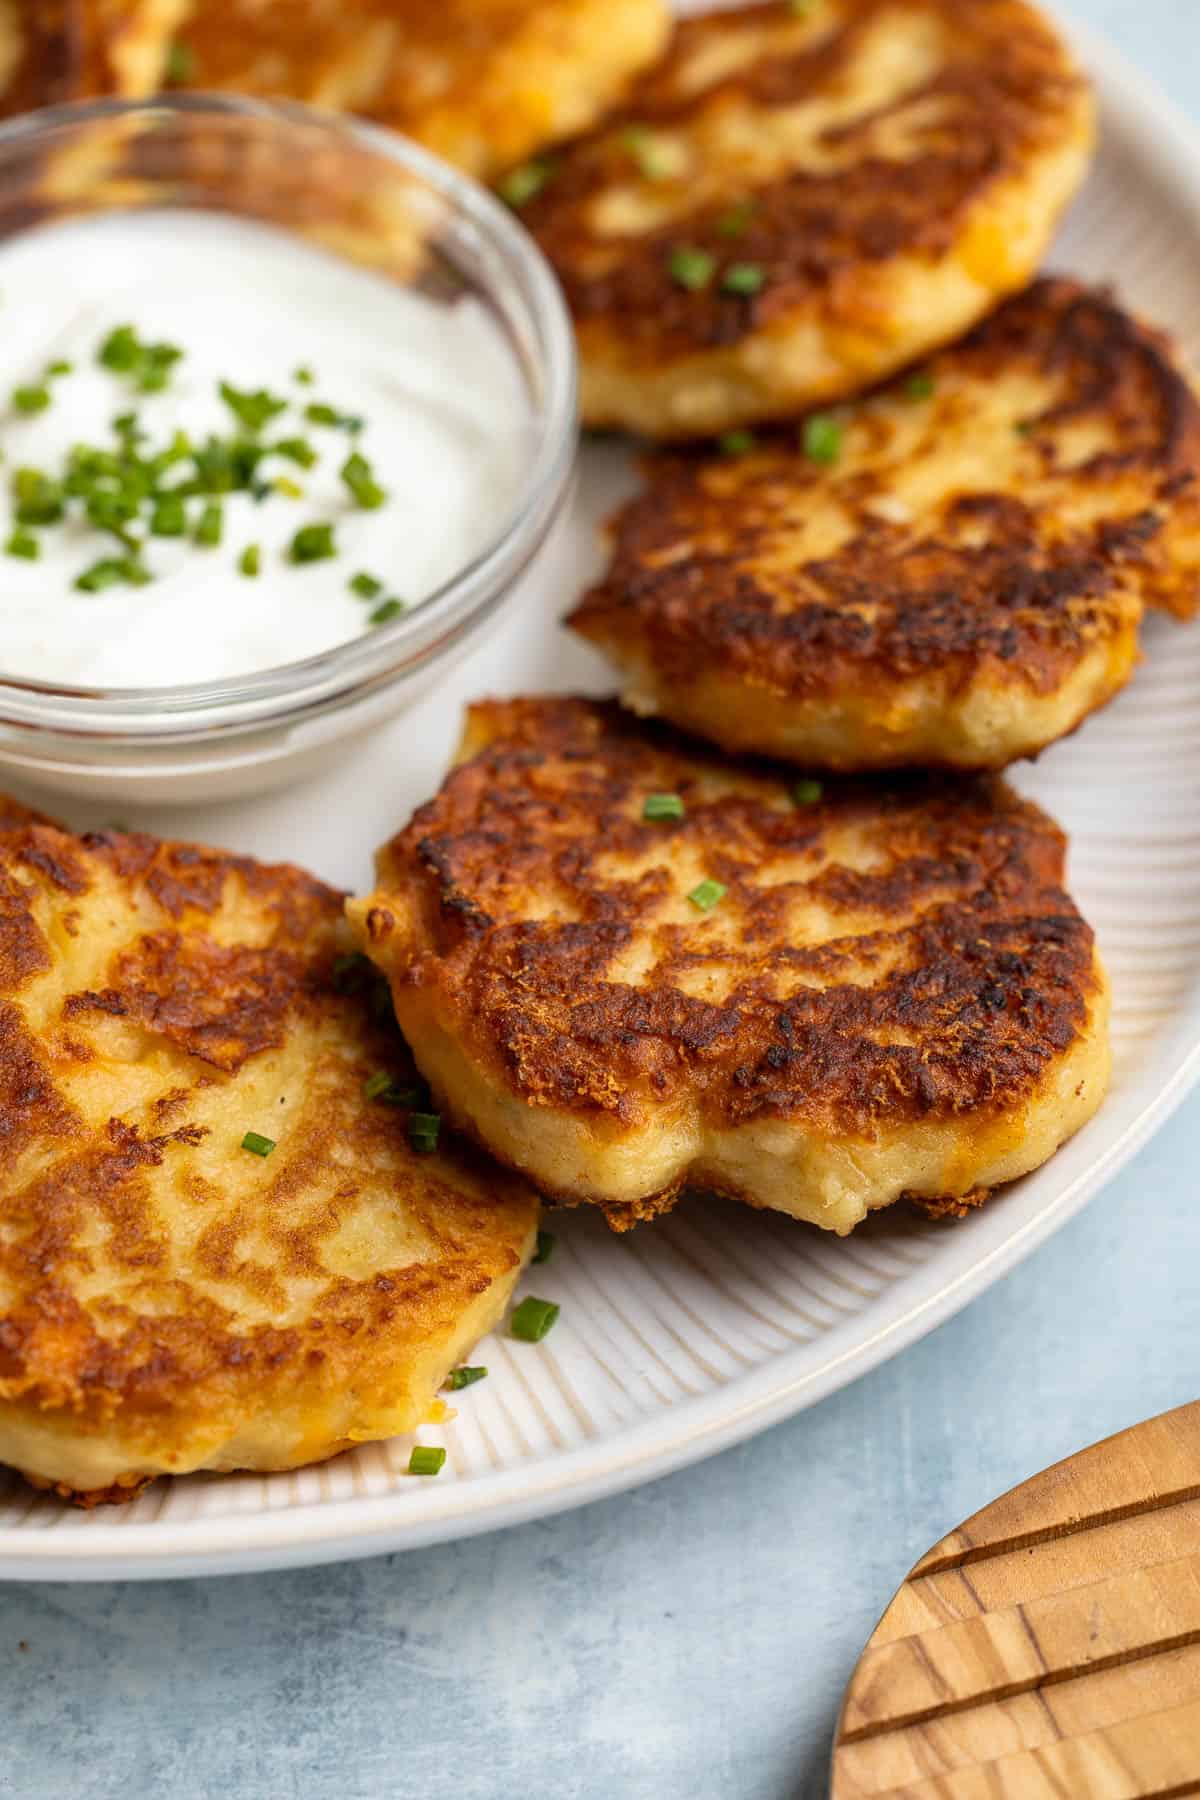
[572,279,1200,723]
[365,697,1100,1143]
[0,813,535,1465]
[513,0,1089,365]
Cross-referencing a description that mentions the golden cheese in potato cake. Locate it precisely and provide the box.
[349,697,1110,1236]
[572,279,1200,772]
[0,811,537,1504]
[506,0,1094,439]
[166,0,670,182]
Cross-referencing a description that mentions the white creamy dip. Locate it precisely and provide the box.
[0,210,527,688]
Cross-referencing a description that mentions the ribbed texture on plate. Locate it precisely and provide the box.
[4,83,1200,1567]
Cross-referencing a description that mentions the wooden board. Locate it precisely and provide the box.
[831,1399,1200,1797]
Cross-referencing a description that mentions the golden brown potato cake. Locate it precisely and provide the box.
[572,279,1200,772]
[165,0,670,181]
[0,0,186,112]
[506,0,1094,439]
[349,697,1110,1236]
[0,811,537,1503]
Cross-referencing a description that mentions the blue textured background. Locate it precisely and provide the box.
[3,7,1199,1796]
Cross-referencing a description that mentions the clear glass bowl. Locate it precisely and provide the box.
[0,95,577,803]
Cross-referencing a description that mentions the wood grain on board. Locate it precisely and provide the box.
[831,1400,1200,1797]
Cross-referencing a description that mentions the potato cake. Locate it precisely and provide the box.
[164,0,670,181]
[349,697,1110,1235]
[0,1,186,112]
[572,279,1200,771]
[505,0,1094,438]
[0,811,537,1503]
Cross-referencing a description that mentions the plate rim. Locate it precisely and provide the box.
[6,16,1200,1580]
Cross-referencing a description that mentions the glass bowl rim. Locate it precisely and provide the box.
[0,92,578,740]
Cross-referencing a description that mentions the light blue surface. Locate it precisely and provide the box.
[3,8,1199,1797]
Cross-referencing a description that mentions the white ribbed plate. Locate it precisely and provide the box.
[5,21,1200,1579]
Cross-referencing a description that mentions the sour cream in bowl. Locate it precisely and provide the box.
[0,96,576,802]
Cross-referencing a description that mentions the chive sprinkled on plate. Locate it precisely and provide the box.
[444,1366,488,1391]
[905,372,934,400]
[165,39,194,83]
[721,262,765,296]
[238,543,261,577]
[511,1297,559,1342]
[5,528,37,559]
[802,413,843,464]
[643,792,684,821]
[364,1070,419,1105]
[669,245,716,291]
[499,158,555,208]
[620,124,669,180]
[293,365,314,386]
[304,401,361,433]
[272,436,317,469]
[719,429,757,457]
[532,1230,556,1266]
[688,878,726,911]
[241,1130,276,1158]
[150,493,186,537]
[407,1112,441,1153]
[792,778,823,805]
[350,571,383,599]
[408,1446,446,1476]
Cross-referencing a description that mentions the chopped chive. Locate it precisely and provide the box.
[369,598,406,626]
[511,1296,559,1342]
[271,436,317,469]
[668,245,716,291]
[272,475,304,499]
[620,124,669,180]
[241,1130,276,1157]
[12,467,63,525]
[289,521,336,563]
[532,1230,556,1265]
[150,493,187,536]
[407,1445,446,1476]
[802,413,843,465]
[340,450,387,510]
[303,401,361,432]
[46,359,72,378]
[716,199,757,238]
[238,543,261,577]
[219,381,288,433]
[792,778,823,805]
[905,372,935,400]
[195,501,223,546]
[75,556,149,592]
[688,878,727,912]
[293,365,314,386]
[1015,418,1035,437]
[719,429,757,457]
[363,1069,404,1103]
[12,384,49,414]
[407,1111,441,1153]
[165,39,194,83]
[721,262,765,296]
[97,325,139,372]
[643,792,684,821]
[136,345,182,393]
[499,158,555,208]
[350,570,383,600]
[444,1366,488,1391]
[5,528,38,559]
